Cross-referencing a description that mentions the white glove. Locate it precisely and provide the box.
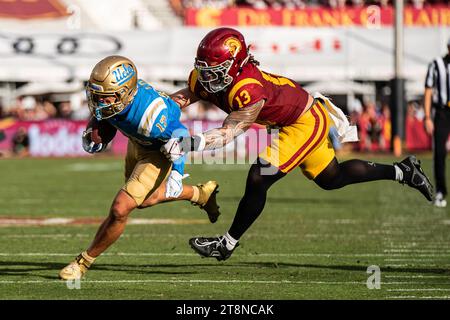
[160,138,184,162]
[165,170,184,198]
[82,129,104,153]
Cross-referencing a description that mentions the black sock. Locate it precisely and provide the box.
[315,158,395,190]
[228,160,285,240]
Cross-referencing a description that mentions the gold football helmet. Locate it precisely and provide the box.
[86,55,138,120]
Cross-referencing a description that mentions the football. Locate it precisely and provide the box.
[87,117,117,145]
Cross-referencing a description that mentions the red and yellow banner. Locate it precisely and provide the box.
[185,5,450,27]
[0,0,67,20]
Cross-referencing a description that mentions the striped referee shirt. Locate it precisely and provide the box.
[425,55,450,108]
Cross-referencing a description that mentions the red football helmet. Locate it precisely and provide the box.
[195,27,250,93]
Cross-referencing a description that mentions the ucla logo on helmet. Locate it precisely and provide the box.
[112,64,135,85]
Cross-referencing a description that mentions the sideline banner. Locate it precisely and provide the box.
[0,118,86,157]
[0,118,440,158]
[185,6,450,27]
[0,119,270,158]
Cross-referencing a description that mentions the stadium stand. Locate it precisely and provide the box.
[177,0,446,9]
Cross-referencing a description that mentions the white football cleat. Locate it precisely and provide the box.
[59,252,93,280]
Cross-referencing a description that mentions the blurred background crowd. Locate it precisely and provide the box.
[0,89,430,154]
[0,0,446,157]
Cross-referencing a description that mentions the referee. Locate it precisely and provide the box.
[424,38,450,208]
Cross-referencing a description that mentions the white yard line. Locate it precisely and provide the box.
[387,288,450,292]
[384,259,441,262]
[0,252,445,257]
[0,252,448,258]
[0,218,208,227]
[383,282,450,285]
[388,296,450,299]
[0,279,447,286]
[385,264,416,267]
[0,253,195,257]
[385,275,450,279]
[383,249,450,253]
[0,279,365,285]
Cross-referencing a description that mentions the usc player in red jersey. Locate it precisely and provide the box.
[161,27,433,261]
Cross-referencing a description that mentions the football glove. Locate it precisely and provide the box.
[82,128,104,154]
[165,170,184,198]
[160,138,184,162]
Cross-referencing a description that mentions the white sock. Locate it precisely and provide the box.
[394,164,403,181]
[223,232,239,251]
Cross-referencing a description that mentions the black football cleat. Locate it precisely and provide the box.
[189,236,238,261]
[394,155,433,201]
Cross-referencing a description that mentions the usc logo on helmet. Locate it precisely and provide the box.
[224,37,241,57]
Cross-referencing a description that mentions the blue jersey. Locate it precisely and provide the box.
[107,79,187,174]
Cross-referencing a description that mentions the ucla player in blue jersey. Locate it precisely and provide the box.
[59,56,220,280]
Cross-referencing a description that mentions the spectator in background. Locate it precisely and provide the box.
[0,103,5,120]
[169,0,185,16]
[58,102,73,119]
[235,0,264,8]
[183,0,233,8]
[405,101,430,152]
[37,100,57,120]
[0,103,5,147]
[19,96,37,121]
[44,101,58,118]
[380,103,391,151]
[358,101,383,152]
[9,97,58,121]
[71,100,92,120]
[410,0,425,9]
[351,0,365,7]
[324,0,346,9]
[11,126,30,157]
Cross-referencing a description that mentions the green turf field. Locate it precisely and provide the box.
[0,155,449,300]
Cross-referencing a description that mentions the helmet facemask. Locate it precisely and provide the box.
[195,59,234,93]
[87,86,135,121]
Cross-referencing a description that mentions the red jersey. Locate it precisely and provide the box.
[188,63,310,126]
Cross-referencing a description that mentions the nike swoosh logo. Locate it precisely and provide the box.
[400,163,411,172]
